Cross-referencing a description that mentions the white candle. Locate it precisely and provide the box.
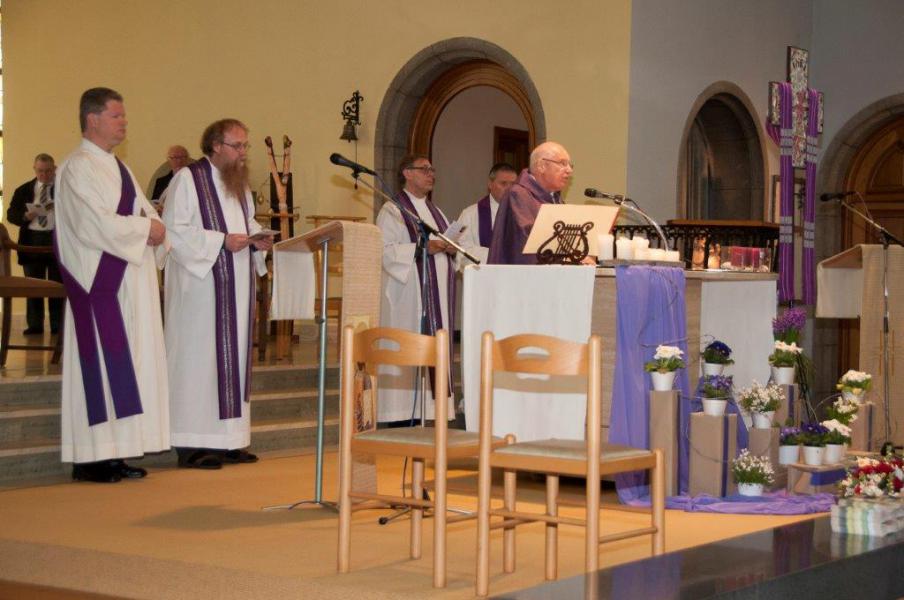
[648,248,666,261]
[615,237,633,260]
[631,237,650,253]
[597,233,614,260]
[665,250,681,263]
[634,248,648,261]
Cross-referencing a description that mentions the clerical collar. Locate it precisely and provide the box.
[81,138,114,156]
[404,189,427,202]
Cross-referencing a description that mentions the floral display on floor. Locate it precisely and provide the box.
[833,454,904,536]
[838,454,904,498]
[732,449,775,496]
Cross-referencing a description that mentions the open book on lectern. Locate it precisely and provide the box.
[523,203,620,263]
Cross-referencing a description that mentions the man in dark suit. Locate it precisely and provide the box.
[5,153,63,334]
[149,145,191,207]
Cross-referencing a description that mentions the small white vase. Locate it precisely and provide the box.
[702,398,727,416]
[752,411,775,429]
[771,366,796,385]
[650,371,676,392]
[802,445,824,466]
[737,482,764,497]
[778,444,799,465]
[842,389,865,403]
[823,443,845,465]
[702,362,725,376]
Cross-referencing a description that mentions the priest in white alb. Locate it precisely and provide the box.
[161,118,272,469]
[55,87,170,483]
[376,154,456,425]
[454,162,517,270]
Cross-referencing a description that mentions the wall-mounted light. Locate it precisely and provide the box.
[340,90,363,142]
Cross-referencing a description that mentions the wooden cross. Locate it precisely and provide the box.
[769,46,824,168]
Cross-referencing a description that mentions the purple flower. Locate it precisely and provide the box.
[702,374,733,398]
[780,426,801,445]
[772,308,806,336]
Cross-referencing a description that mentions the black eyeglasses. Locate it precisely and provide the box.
[406,166,436,174]
[221,141,251,152]
[541,157,574,169]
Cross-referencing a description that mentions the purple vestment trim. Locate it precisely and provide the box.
[394,192,455,396]
[54,158,143,426]
[803,88,820,305]
[188,160,254,420]
[476,195,493,247]
[610,266,691,502]
[778,82,795,303]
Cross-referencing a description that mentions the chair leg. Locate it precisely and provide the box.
[545,474,559,581]
[1,297,11,367]
[433,455,447,588]
[585,468,600,573]
[337,451,352,573]
[476,452,492,597]
[502,469,516,573]
[651,450,666,555]
[410,458,424,560]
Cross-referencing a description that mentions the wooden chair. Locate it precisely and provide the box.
[475,332,665,597]
[0,223,66,366]
[337,325,497,588]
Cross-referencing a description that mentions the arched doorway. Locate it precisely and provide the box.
[677,83,767,220]
[373,38,545,214]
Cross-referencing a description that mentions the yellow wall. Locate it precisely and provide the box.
[3,0,630,227]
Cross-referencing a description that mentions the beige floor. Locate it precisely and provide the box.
[0,450,817,600]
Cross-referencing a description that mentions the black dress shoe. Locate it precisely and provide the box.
[23,327,44,335]
[72,461,121,483]
[177,449,223,470]
[109,460,147,479]
[221,449,258,464]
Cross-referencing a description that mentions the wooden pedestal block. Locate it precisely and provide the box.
[748,427,786,489]
[649,390,679,496]
[786,462,846,495]
[774,384,803,427]
[689,413,737,497]
[850,403,873,452]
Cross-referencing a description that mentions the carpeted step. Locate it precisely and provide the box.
[250,389,339,423]
[0,404,60,444]
[249,416,340,454]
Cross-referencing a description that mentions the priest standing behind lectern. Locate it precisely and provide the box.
[375,154,456,425]
[487,141,573,265]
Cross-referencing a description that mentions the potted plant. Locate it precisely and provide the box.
[772,306,806,345]
[737,381,783,429]
[644,345,685,392]
[800,422,829,466]
[837,369,872,402]
[822,419,852,465]
[731,449,775,497]
[768,340,802,385]
[838,453,904,499]
[779,426,802,465]
[700,374,733,416]
[701,340,734,376]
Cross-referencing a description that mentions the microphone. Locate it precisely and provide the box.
[820,191,855,202]
[329,153,376,176]
[584,188,625,204]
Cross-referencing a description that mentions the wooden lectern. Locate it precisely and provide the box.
[817,244,904,450]
[271,220,382,505]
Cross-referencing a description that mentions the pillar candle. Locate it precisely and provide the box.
[665,250,681,263]
[615,236,633,260]
[597,233,614,260]
[648,248,666,261]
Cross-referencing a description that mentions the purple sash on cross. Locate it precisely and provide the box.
[188,159,255,420]
[55,158,143,426]
[477,195,493,247]
[394,191,456,396]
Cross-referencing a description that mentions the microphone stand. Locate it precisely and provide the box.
[615,197,671,250]
[350,170,478,525]
[837,195,903,455]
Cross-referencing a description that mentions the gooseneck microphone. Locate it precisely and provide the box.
[329,153,377,176]
[819,191,856,202]
[584,188,625,204]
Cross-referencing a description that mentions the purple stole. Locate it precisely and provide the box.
[477,195,493,247]
[394,191,456,395]
[188,160,254,420]
[55,159,143,426]
[803,88,819,305]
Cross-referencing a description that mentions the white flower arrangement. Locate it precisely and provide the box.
[731,449,775,486]
[822,418,852,440]
[644,345,686,373]
[837,369,872,393]
[737,381,784,414]
[769,340,802,367]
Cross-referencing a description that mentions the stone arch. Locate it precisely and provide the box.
[373,37,545,209]
[676,81,768,219]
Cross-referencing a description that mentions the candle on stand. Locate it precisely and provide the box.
[648,248,666,261]
[597,233,614,260]
[665,250,681,263]
[631,237,650,255]
[615,236,633,260]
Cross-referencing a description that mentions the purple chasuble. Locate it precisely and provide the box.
[476,195,493,247]
[487,169,561,265]
[188,159,255,420]
[54,158,143,426]
[394,191,456,394]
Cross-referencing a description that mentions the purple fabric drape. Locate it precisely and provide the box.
[394,191,455,395]
[664,491,834,515]
[610,266,690,501]
[477,195,493,247]
[188,159,254,420]
[778,82,795,303]
[803,88,820,305]
[54,158,143,426]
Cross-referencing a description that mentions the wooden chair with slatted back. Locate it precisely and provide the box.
[475,332,665,597]
[337,325,500,588]
[0,223,66,366]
